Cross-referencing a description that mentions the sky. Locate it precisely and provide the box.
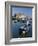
[12,6,32,16]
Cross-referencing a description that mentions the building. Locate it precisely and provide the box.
[14,13,32,21]
[15,13,27,20]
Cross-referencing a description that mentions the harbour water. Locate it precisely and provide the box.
[11,21,32,38]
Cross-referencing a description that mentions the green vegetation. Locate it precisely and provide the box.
[12,16,16,20]
[12,16,21,22]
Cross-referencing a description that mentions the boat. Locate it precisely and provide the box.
[19,24,29,33]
